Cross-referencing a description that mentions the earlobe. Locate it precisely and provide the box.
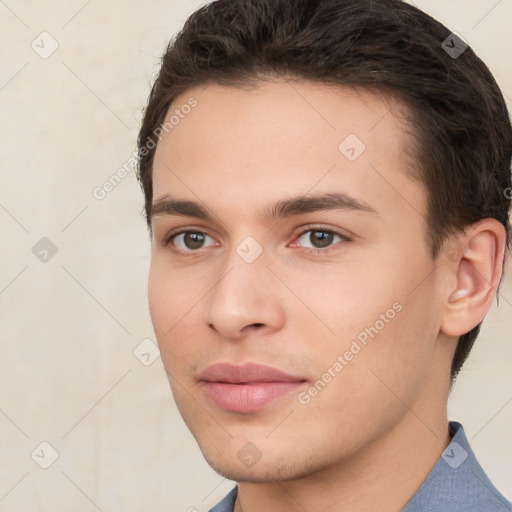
[440,219,507,337]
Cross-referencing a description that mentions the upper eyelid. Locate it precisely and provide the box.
[164,227,215,244]
[166,225,345,239]
[296,226,348,238]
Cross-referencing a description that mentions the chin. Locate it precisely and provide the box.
[200,447,320,483]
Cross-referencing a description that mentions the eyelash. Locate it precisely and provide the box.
[163,226,351,258]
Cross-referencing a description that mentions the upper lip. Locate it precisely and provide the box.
[199,363,306,384]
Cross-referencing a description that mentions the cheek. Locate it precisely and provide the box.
[295,258,405,344]
[339,277,440,407]
[296,292,438,450]
[148,257,199,334]
[307,252,440,379]
[147,259,206,369]
[147,262,171,338]
[148,260,189,358]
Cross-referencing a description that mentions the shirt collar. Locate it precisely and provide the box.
[403,421,511,511]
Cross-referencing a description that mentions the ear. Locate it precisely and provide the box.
[440,219,507,337]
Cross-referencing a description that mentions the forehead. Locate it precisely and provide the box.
[152,80,425,228]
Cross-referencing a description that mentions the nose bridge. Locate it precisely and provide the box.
[213,231,269,295]
[209,246,269,313]
[203,242,285,337]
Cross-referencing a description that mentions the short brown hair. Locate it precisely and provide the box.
[137,0,512,380]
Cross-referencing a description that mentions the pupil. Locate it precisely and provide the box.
[185,232,205,249]
[311,231,333,248]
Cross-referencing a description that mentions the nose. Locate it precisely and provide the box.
[202,256,286,341]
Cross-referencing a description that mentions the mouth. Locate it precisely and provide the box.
[198,363,308,413]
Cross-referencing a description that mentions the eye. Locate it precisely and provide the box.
[163,226,350,256]
[167,230,217,253]
[293,227,349,252]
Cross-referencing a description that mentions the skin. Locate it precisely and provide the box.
[148,80,506,512]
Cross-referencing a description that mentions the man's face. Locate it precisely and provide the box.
[148,80,449,481]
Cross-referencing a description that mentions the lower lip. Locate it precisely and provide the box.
[202,381,305,412]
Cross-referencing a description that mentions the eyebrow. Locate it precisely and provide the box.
[151,192,379,224]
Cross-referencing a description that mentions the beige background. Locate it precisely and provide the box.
[0,1,511,510]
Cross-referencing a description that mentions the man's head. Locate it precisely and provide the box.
[137,0,511,483]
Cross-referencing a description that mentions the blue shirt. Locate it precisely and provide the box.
[208,422,511,511]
